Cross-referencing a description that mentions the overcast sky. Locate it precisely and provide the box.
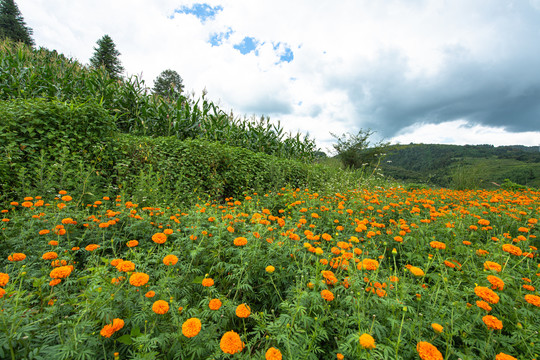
[23,0,540,151]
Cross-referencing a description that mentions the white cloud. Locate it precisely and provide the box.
[21,0,540,151]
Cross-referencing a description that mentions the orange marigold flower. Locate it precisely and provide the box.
[462,240,472,245]
[163,228,174,235]
[85,244,100,251]
[487,275,504,291]
[234,237,248,246]
[502,244,522,256]
[429,241,446,250]
[182,317,202,338]
[522,284,535,291]
[126,240,138,247]
[409,266,425,277]
[359,333,376,350]
[110,258,123,267]
[152,300,169,314]
[265,347,282,360]
[236,303,251,318]
[476,300,492,312]
[220,330,244,354]
[495,353,518,360]
[116,260,135,272]
[21,201,33,208]
[8,253,26,262]
[416,341,443,360]
[202,278,214,287]
[129,272,149,287]
[163,254,178,266]
[482,315,503,330]
[484,261,502,272]
[359,258,379,271]
[0,273,9,287]
[42,252,58,260]
[49,279,61,286]
[337,354,344,360]
[152,232,167,244]
[524,294,540,307]
[431,323,443,334]
[0,288,5,298]
[49,240,58,246]
[50,265,73,279]
[145,291,155,298]
[474,286,499,304]
[39,229,50,235]
[100,318,124,338]
[265,265,275,273]
[517,227,529,233]
[209,298,222,310]
[321,289,335,301]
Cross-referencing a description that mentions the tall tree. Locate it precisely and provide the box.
[0,0,34,46]
[89,34,124,79]
[153,69,184,100]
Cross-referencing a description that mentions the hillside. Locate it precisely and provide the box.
[380,143,540,189]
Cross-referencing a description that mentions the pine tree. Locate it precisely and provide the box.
[0,0,34,46]
[153,69,184,100]
[89,34,124,79]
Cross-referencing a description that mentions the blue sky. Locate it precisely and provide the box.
[23,0,540,151]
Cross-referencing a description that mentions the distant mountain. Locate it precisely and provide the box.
[380,144,540,189]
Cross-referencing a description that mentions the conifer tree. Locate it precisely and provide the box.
[0,0,34,46]
[89,34,124,79]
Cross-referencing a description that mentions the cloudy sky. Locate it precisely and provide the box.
[23,0,540,151]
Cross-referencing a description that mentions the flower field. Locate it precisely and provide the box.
[0,187,538,359]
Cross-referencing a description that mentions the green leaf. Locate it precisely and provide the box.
[116,334,132,345]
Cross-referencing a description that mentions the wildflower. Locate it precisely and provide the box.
[482,315,503,330]
[502,244,522,256]
[145,291,155,298]
[39,229,50,235]
[110,258,123,267]
[234,237,248,246]
[0,288,5,298]
[523,284,535,291]
[49,240,58,246]
[495,353,518,360]
[152,300,169,314]
[220,330,244,354]
[209,299,222,310]
[8,253,26,262]
[50,266,73,279]
[429,241,446,250]
[431,323,443,334]
[182,318,202,338]
[42,252,58,260]
[265,265,275,273]
[0,273,9,287]
[21,201,33,208]
[487,275,504,290]
[116,260,135,272]
[524,294,540,307]
[474,286,499,304]
[337,354,344,360]
[483,261,502,272]
[129,272,149,287]
[152,232,167,244]
[359,333,376,350]
[126,240,138,247]
[236,303,251,318]
[49,279,61,286]
[462,240,471,245]
[416,341,443,360]
[321,289,334,301]
[409,266,425,277]
[202,278,214,287]
[163,228,174,235]
[163,254,178,266]
[85,244,100,251]
[476,300,492,312]
[265,347,282,360]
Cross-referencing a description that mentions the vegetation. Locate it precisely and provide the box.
[331,130,389,170]
[0,35,538,360]
[381,144,540,189]
[90,35,124,80]
[0,0,33,46]
[153,69,184,101]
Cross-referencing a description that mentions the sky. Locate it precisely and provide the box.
[22,0,540,152]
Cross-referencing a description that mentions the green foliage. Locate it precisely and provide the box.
[0,39,318,162]
[331,129,389,170]
[89,34,124,80]
[0,0,33,46]
[152,69,184,100]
